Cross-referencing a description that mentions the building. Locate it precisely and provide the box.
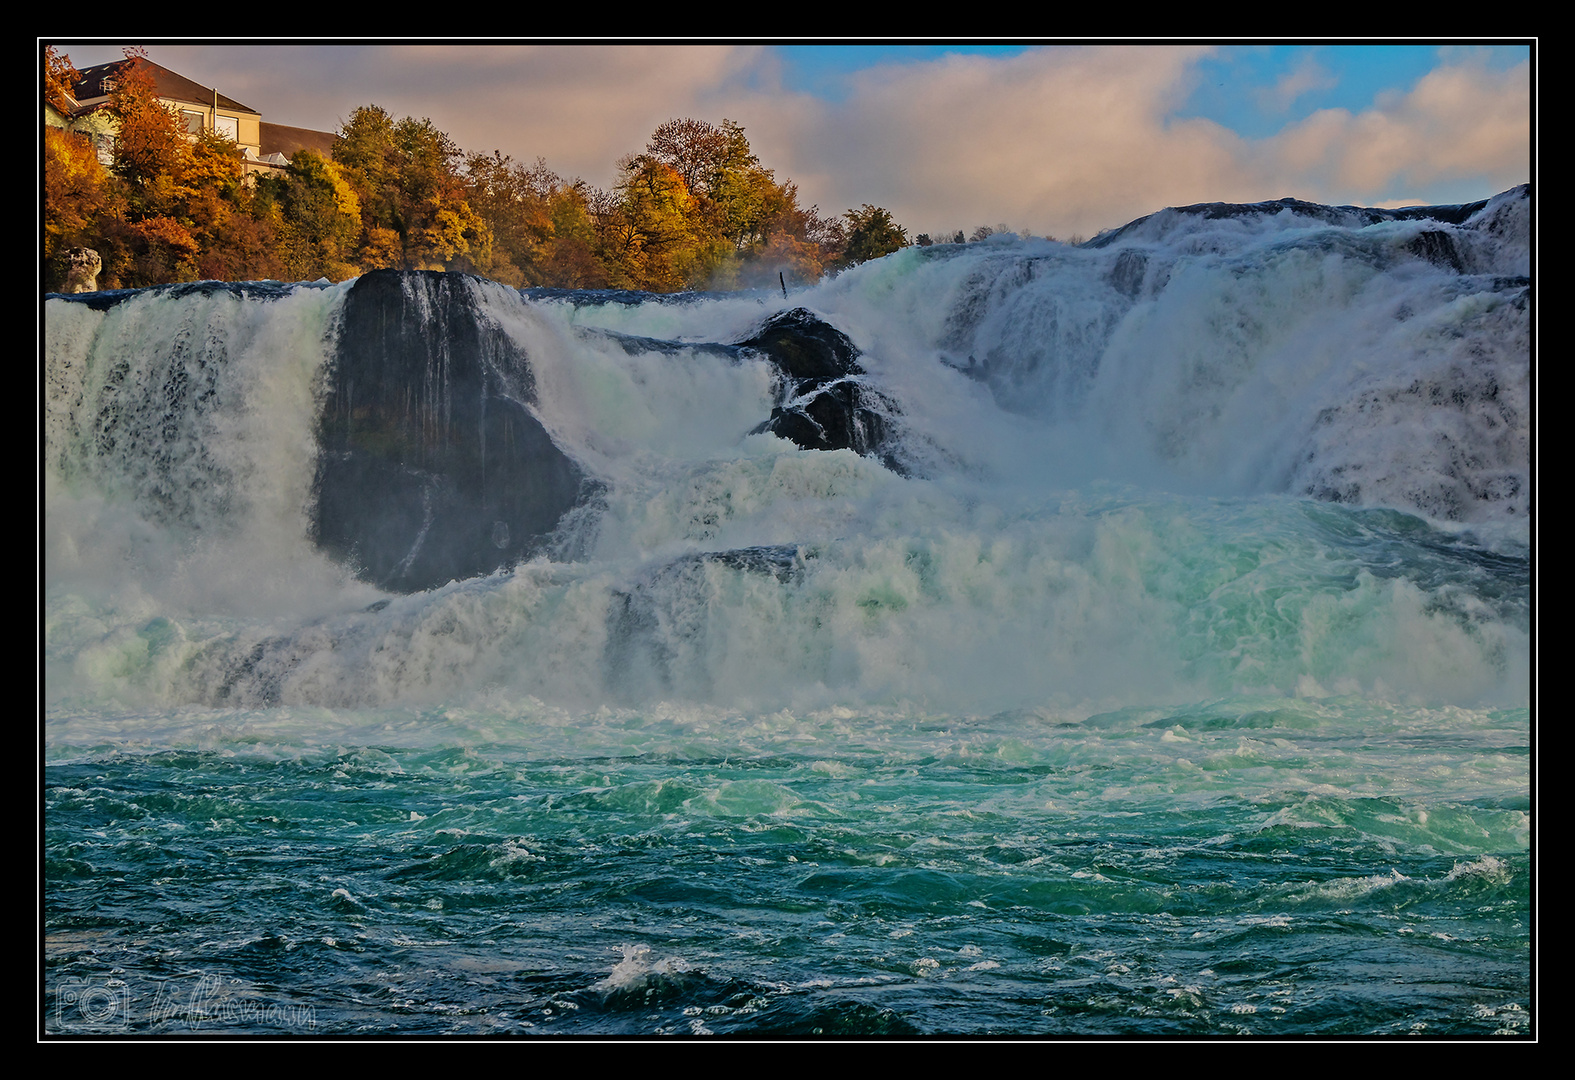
[258,121,339,171]
[53,56,336,180]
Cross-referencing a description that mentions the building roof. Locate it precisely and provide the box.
[260,121,338,161]
[73,58,259,117]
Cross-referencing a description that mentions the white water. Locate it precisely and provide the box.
[43,190,1531,726]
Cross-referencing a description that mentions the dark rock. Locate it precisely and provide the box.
[738,307,862,381]
[699,543,805,582]
[737,308,900,469]
[555,306,903,470]
[47,278,317,310]
[1406,229,1465,273]
[313,270,587,593]
[1108,249,1148,298]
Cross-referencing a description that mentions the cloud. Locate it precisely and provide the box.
[1261,52,1530,201]
[1257,53,1339,113]
[737,46,1530,239]
[383,45,777,182]
[737,47,1247,239]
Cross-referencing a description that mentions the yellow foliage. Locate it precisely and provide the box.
[360,228,402,271]
[44,127,108,263]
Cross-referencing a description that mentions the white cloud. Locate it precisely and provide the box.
[739,46,1529,239]
[1262,53,1530,204]
[739,47,1251,239]
[1257,53,1339,113]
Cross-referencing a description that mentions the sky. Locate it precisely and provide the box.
[45,41,1533,241]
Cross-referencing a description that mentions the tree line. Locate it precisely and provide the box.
[43,48,914,293]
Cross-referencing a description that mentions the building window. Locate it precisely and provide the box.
[181,110,205,135]
[215,114,239,142]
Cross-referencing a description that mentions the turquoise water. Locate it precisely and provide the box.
[44,690,1530,1035]
[44,194,1532,1036]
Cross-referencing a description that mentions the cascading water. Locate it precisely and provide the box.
[44,187,1531,1036]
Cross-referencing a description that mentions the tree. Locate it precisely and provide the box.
[969,224,1012,242]
[43,126,109,286]
[645,118,739,197]
[540,174,606,288]
[464,150,550,286]
[124,215,200,281]
[43,44,79,114]
[268,149,363,281]
[172,128,247,251]
[623,117,839,289]
[600,153,699,290]
[332,106,489,272]
[333,104,397,229]
[107,52,190,201]
[834,205,910,270]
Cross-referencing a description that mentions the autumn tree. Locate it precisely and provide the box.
[173,128,281,282]
[538,171,607,288]
[106,52,191,206]
[463,151,548,287]
[43,126,109,287]
[44,45,79,114]
[43,46,114,288]
[604,118,840,289]
[393,116,487,270]
[645,117,742,196]
[69,51,201,285]
[597,153,700,290]
[42,63,911,293]
[461,153,612,288]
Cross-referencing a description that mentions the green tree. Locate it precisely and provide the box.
[834,204,910,270]
[332,106,490,272]
[266,149,363,281]
[333,104,397,233]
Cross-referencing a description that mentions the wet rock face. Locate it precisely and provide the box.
[313,270,586,593]
[1406,230,1465,273]
[738,308,899,469]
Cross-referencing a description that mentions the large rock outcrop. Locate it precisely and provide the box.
[738,308,900,470]
[313,270,587,593]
